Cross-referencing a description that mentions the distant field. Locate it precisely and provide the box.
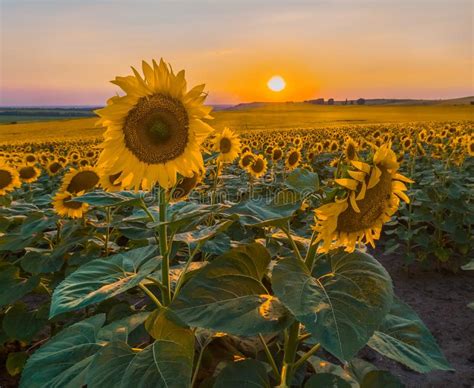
[0,103,472,144]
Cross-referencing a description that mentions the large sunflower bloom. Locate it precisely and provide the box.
[95,59,214,190]
[0,164,21,195]
[313,143,413,253]
[213,127,241,163]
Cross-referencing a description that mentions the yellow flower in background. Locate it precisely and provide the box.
[213,127,241,163]
[46,160,63,176]
[169,171,203,201]
[99,171,124,192]
[239,151,255,170]
[285,148,301,170]
[95,59,214,190]
[53,191,89,219]
[313,143,413,253]
[0,164,21,195]
[18,165,40,183]
[248,154,268,178]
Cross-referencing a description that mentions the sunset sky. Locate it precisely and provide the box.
[1,0,472,106]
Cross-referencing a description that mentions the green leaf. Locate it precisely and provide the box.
[20,314,106,388]
[272,250,393,361]
[171,243,291,336]
[173,220,233,250]
[461,259,474,271]
[50,246,159,318]
[74,190,145,207]
[368,297,452,373]
[86,341,135,388]
[214,359,270,388]
[224,199,300,228]
[285,168,319,194]
[3,302,48,342]
[0,263,40,307]
[121,312,194,388]
[6,351,28,376]
[305,373,352,388]
[97,312,150,342]
[360,370,404,388]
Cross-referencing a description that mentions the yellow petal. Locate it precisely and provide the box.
[335,178,358,191]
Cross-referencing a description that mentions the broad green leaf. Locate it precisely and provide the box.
[285,168,319,194]
[272,250,393,361]
[86,342,135,388]
[224,199,300,228]
[368,297,452,373]
[74,190,145,207]
[121,312,194,388]
[50,246,159,318]
[20,314,106,388]
[306,356,357,387]
[97,312,150,342]
[0,263,40,307]
[173,219,233,250]
[171,243,291,336]
[305,373,351,388]
[214,359,270,388]
[3,302,48,342]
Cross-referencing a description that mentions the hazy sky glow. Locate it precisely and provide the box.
[1,0,472,105]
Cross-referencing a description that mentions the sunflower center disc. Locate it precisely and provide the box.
[67,171,100,193]
[123,94,189,164]
[0,170,13,188]
[220,137,232,153]
[20,167,36,180]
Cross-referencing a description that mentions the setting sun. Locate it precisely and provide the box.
[267,75,286,92]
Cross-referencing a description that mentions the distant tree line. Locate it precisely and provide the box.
[304,98,366,105]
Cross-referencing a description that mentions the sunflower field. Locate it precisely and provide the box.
[0,60,472,387]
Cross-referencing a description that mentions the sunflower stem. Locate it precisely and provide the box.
[293,343,321,371]
[283,224,303,261]
[279,321,300,387]
[138,283,163,308]
[104,207,111,257]
[258,334,280,380]
[158,187,171,305]
[173,243,201,300]
[304,230,318,270]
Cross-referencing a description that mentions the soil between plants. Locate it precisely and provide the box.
[362,252,474,388]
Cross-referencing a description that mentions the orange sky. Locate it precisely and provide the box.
[1,1,472,105]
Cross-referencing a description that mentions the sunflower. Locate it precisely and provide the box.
[285,148,301,170]
[170,171,202,201]
[248,155,268,178]
[53,191,89,218]
[0,164,21,195]
[24,153,37,165]
[213,127,241,163]
[95,59,214,190]
[18,165,40,183]
[468,136,474,157]
[272,147,283,162]
[313,143,413,253]
[60,166,100,194]
[239,151,255,170]
[46,161,63,176]
[344,138,359,161]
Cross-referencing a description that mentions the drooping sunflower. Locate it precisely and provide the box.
[53,191,89,219]
[285,148,301,170]
[95,59,214,190]
[60,166,100,194]
[18,165,40,183]
[313,143,413,253]
[213,127,241,163]
[0,164,21,195]
[248,155,268,178]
